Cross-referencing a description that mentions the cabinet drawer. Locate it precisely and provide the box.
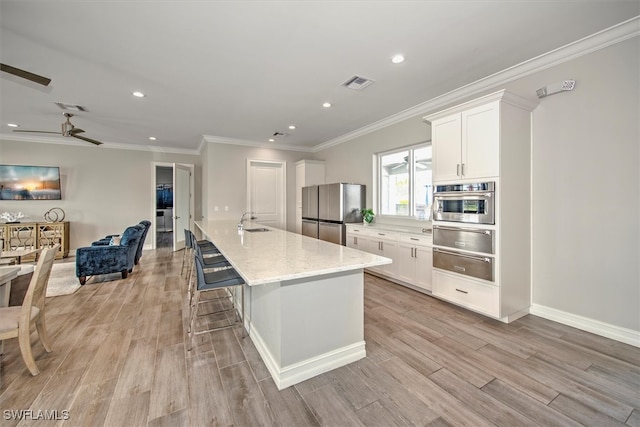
[433,225,493,254]
[371,230,397,242]
[433,247,493,281]
[398,234,432,246]
[347,226,373,236]
[433,270,499,317]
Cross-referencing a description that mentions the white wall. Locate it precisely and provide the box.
[313,36,639,335]
[202,142,311,231]
[314,117,431,226]
[0,139,202,251]
[516,38,639,332]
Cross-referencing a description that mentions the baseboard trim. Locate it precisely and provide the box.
[530,304,640,348]
[248,323,366,390]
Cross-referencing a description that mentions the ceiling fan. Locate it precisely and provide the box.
[1,63,51,86]
[13,112,103,145]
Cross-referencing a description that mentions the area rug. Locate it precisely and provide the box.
[46,262,81,297]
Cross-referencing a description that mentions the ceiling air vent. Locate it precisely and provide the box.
[341,75,375,91]
[55,102,86,112]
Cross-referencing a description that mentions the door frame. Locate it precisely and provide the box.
[246,159,287,230]
[151,161,195,250]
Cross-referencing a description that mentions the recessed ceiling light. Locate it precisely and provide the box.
[149,136,157,141]
[391,54,405,64]
[288,125,296,130]
[268,138,275,142]
[322,102,332,108]
[7,123,19,128]
[132,91,145,98]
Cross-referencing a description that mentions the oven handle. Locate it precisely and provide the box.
[433,247,492,263]
[433,225,492,235]
[433,192,493,198]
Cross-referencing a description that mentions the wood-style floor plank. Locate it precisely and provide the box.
[0,247,637,427]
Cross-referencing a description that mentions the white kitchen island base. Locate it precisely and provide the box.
[194,220,390,390]
[247,270,365,390]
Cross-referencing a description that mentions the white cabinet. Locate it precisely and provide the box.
[368,231,398,277]
[346,225,431,293]
[295,160,325,233]
[431,101,499,182]
[425,90,538,322]
[397,235,433,291]
[425,89,542,183]
[432,270,499,317]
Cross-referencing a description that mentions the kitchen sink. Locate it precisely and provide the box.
[244,227,271,232]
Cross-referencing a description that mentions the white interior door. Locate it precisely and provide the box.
[247,160,286,229]
[172,164,190,251]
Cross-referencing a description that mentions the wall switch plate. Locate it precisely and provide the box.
[225,206,229,211]
[214,206,219,211]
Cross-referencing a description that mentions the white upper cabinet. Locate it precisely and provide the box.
[426,90,536,183]
[461,102,500,180]
[431,114,462,182]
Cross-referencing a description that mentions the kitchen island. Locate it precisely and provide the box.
[194,220,391,389]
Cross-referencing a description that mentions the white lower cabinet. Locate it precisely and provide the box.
[432,269,499,317]
[397,235,432,292]
[346,225,432,293]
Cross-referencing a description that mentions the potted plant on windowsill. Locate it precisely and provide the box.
[361,208,375,225]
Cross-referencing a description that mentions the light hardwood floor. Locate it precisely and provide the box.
[1,246,638,426]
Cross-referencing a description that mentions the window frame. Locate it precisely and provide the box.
[375,141,432,220]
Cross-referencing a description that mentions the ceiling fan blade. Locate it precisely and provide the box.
[1,63,51,86]
[69,128,85,135]
[13,129,60,134]
[72,134,103,146]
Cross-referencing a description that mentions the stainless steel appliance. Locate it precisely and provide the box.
[432,182,495,225]
[433,225,494,254]
[433,248,494,281]
[302,183,365,245]
[301,185,319,239]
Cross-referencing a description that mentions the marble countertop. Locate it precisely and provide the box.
[194,220,391,286]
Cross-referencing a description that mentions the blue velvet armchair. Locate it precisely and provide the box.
[75,224,145,285]
[91,220,151,265]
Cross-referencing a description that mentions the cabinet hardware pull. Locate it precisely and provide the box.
[410,237,419,241]
[461,163,466,176]
[456,164,460,176]
[434,247,492,262]
[455,288,469,294]
[433,225,492,235]
[411,248,415,257]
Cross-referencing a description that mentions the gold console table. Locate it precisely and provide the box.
[0,222,69,261]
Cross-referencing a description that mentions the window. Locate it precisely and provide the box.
[377,143,432,219]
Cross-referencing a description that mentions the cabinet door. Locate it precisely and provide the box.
[432,114,462,182]
[380,240,398,277]
[461,102,499,179]
[396,242,416,284]
[415,245,433,291]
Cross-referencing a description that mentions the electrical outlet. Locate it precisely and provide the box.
[214,206,219,212]
[224,206,229,211]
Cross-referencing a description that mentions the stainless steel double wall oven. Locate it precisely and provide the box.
[432,182,496,282]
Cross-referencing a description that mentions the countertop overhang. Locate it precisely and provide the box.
[194,220,391,286]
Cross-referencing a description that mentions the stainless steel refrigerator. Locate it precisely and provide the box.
[302,183,365,245]
[301,185,320,239]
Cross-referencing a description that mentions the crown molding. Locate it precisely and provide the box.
[0,133,201,155]
[312,16,640,152]
[202,134,315,153]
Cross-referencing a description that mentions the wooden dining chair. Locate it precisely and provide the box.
[0,244,59,375]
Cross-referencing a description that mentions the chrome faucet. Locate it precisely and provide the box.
[238,211,255,230]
